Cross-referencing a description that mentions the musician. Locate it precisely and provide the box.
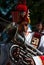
[33,21,44,52]
[38,27,44,52]
[15,1,32,44]
[24,21,44,53]
[10,1,44,65]
[15,4,43,57]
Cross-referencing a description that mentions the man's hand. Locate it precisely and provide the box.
[26,58,35,65]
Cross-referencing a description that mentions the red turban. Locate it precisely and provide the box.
[16,4,28,12]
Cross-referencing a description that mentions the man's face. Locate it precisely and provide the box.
[21,22,28,32]
[38,23,43,30]
[36,23,43,31]
[27,9,30,19]
[23,23,28,32]
[18,21,28,33]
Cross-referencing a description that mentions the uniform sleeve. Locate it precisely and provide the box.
[33,56,42,65]
[38,35,44,52]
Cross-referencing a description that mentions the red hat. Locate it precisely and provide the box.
[16,4,28,12]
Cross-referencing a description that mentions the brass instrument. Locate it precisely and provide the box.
[9,33,44,65]
[0,21,43,65]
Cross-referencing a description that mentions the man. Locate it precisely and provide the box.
[38,33,44,53]
[33,22,44,52]
[15,2,32,45]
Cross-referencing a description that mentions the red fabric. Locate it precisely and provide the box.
[11,11,29,23]
[40,56,44,65]
[16,4,28,12]
[33,32,41,38]
[11,11,19,23]
[40,56,44,60]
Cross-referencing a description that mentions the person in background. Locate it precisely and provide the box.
[35,21,43,33]
[38,22,44,53]
[32,21,44,53]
